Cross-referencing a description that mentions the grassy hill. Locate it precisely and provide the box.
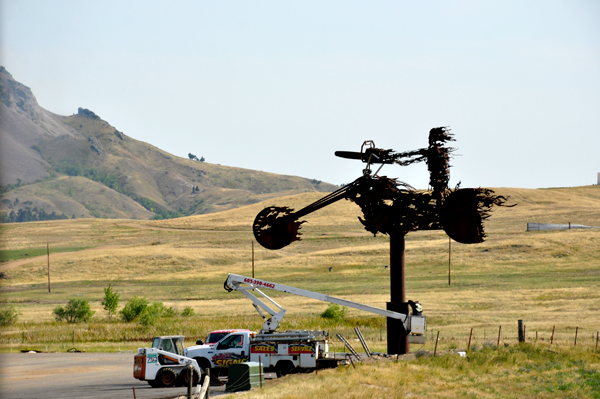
[1,185,599,397]
[1,185,598,321]
[0,67,337,221]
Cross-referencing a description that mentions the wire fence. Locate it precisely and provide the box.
[329,323,600,356]
[415,324,600,352]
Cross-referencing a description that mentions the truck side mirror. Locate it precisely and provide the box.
[196,340,204,345]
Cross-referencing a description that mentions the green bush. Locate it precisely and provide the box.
[181,307,195,317]
[161,305,176,318]
[138,302,163,326]
[53,299,94,323]
[320,303,348,320]
[120,296,149,322]
[119,297,176,325]
[137,302,176,326]
[0,305,20,327]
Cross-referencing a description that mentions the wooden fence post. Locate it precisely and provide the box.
[198,370,210,399]
[259,355,263,386]
[551,325,555,345]
[518,320,524,343]
[347,353,356,369]
[434,331,440,357]
[187,366,193,399]
[467,328,473,351]
[497,325,502,348]
[574,327,578,347]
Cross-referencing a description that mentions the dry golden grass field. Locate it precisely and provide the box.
[1,186,600,398]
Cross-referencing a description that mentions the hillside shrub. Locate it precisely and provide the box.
[137,302,176,326]
[120,297,175,325]
[320,303,348,320]
[0,305,20,327]
[181,307,195,317]
[160,304,176,318]
[138,303,163,326]
[120,296,148,322]
[53,299,94,323]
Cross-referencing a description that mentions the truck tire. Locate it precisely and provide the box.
[157,368,177,388]
[179,367,200,387]
[275,360,295,377]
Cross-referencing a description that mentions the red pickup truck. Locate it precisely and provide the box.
[196,329,251,345]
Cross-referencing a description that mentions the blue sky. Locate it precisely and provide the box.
[2,0,599,188]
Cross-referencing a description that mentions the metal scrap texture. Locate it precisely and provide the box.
[253,127,512,249]
[252,206,304,250]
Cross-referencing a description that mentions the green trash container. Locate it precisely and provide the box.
[225,362,264,392]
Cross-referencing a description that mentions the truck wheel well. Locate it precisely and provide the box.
[275,360,295,377]
[194,357,211,371]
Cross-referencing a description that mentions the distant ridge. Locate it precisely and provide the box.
[0,67,338,221]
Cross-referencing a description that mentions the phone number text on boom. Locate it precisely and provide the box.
[244,278,275,289]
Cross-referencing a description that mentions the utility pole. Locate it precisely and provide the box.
[47,242,51,293]
[448,237,452,286]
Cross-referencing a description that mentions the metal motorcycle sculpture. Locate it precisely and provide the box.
[253,127,511,250]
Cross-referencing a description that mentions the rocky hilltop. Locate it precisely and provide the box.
[0,67,337,221]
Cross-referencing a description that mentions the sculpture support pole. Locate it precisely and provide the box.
[387,233,409,354]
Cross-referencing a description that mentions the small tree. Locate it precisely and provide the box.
[101,283,120,321]
[53,299,94,323]
[0,305,20,327]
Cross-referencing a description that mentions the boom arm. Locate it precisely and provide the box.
[224,274,425,336]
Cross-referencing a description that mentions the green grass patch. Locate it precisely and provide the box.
[0,246,91,262]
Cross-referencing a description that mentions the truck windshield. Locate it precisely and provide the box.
[219,334,243,349]
[206,332,229,344]
[152,338,176,354]
[174,337,184,355]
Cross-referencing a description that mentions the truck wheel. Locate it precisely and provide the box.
[157,368,177,388]
[180,367,200,387]
[275,360,295,377]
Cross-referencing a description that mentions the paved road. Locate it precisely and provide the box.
[0,352,233,399]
